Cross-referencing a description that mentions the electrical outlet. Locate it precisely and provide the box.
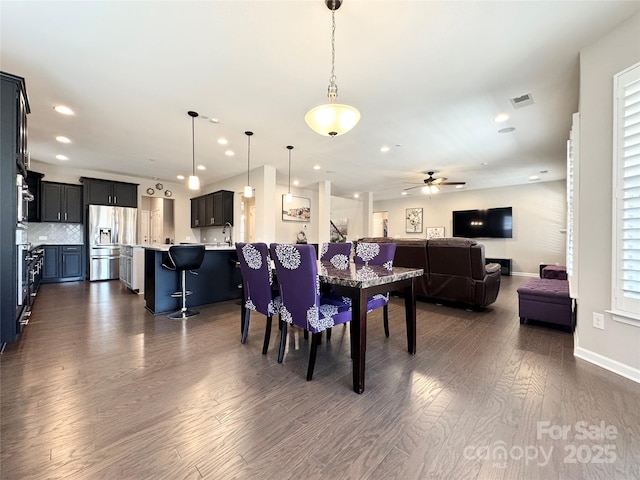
[593,312,605,330]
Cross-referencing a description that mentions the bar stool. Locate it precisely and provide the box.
[162,245,206,319]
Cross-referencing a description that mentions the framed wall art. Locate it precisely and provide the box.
[426,226,445,239]
[405,208,423,233]
[282,195,310,222]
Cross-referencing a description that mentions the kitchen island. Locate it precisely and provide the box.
[144,245,241,315]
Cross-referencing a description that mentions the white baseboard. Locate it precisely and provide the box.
[574,346,640,384]
[511,271,538,277]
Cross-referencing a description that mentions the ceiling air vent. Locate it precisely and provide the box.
[510,93,534,109]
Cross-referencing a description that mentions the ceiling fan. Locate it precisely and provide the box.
[404,171,466,193]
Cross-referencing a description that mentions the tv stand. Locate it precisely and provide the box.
[485,258,511,276]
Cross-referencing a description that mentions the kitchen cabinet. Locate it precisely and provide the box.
[26,171,44,222]
[41,182,82,223]
[42,245,84,283]
[190,190,233,228]
[1,72,29,344]
[80,177,138,207]
[119,245,144,292]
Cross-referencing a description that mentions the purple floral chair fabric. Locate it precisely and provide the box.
[320,242,352,270]
[354,242,397,337]
[270,243,352,381]
[236,242,280,355]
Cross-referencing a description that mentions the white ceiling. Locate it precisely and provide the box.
[2,1,638,200]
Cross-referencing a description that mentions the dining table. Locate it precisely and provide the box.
[319,262,424,394]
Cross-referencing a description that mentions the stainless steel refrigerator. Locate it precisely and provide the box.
[88,205,137,281]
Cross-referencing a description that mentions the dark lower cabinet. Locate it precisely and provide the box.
[42,245,84,283]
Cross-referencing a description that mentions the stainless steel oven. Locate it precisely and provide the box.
[17,174,33,228]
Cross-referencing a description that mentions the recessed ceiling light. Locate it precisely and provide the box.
[313,165,321,170]
[56,135,71,143]
[293,180,299,186]
[177,175,185,180]
[529,175,540,181]
[353,193,359,199]
[493,113,510,123]
[498,127,516,133]
[225,150,234,156]
[197,165,206,171]
[380,145,390,153]
[54,105,74,115]
[56,154,69,161]
[210,118,220,124]
[401,191,408,196]
[217,138,228,145]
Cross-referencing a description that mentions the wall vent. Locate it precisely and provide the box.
[510,93,534,109]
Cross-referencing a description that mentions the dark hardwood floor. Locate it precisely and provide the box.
[1,276,639,479]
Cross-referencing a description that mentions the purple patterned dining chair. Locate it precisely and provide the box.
[354,242,397,337]
[270,243,352,381]
[236,242,280,355]
[320,242,352,269]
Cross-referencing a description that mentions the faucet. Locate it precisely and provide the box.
[223,222,233,246]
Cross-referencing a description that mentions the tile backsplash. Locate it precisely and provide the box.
[28,223,84,245]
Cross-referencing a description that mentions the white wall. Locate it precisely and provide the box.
[30,160,197,244]
[575,12,640,379]
[374,180,567,275]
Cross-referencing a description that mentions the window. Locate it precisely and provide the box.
[567,112,579,299]
[611,62,640,327]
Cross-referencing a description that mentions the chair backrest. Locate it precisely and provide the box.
[354,242,396,270]
[320,242,352,269]
[236,242,277,316]
[167,245,205,271]
[270,243,326,333]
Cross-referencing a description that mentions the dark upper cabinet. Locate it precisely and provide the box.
[41,182,83,223]
[26,170,44,222]
[214,190,234,226]
[190,190,233,228]
[80,177,138,207]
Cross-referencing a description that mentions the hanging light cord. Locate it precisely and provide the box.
[191,115,196,176]
[327,3,338,103]
[287,145,293,193]
[247,134,251,185]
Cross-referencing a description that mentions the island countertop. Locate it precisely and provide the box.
[144,244,235,252]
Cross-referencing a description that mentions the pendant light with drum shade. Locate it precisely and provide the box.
[305,0,360,137]
[243,131,253,198]
[285,145,293,203]
[187,111,200,190]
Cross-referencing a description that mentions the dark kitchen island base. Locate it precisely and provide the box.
[144,247,241,315]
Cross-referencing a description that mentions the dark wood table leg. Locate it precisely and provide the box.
[404,278,417,354]
[349,289,367,394]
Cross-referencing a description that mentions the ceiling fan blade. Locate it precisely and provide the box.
[440,181,466,185]
[431,177,447,185]
[403,185,425,191]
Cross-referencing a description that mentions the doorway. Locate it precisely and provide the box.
[140,196,175,245]
[372,211,389,237]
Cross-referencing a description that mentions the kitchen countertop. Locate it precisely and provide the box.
[144,244,235,252]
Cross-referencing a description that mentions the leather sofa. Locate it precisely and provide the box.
[356,237,501,307]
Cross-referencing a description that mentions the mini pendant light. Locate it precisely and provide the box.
[286,145,294,203]
[305,0,360,137]
[243,131,253,198]
[187,111,200,190]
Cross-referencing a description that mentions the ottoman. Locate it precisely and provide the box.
[517,278,574,331]
[541,265,567,280]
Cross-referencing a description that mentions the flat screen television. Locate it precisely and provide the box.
[452,207,513,238]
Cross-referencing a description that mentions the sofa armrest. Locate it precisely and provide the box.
[485,263,501,275]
